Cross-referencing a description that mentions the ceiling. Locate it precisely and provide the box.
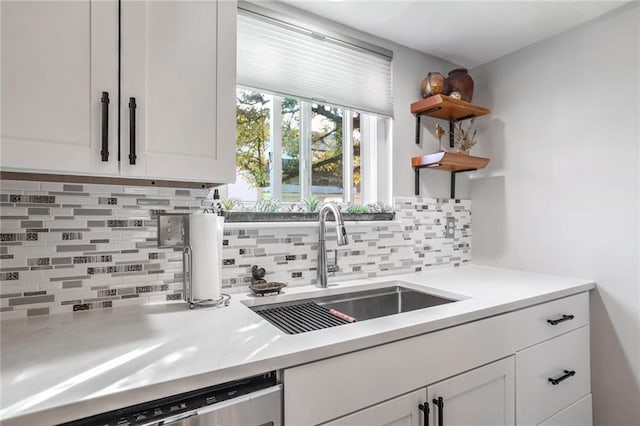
[278,0,628,68]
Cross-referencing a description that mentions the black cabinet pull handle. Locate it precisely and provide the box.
[548,369,576,385]
[128,97,137,165]
[547,314,575,325]
[418,402,429,426]
[432,397,444,426]
[100,92,110,161]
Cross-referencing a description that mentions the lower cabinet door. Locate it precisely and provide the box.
[426,356,515,426]
[537,394,592,426]
[323,389,427,426]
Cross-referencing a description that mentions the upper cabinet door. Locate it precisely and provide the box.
[120,0,237,183]
[1,0,118,175]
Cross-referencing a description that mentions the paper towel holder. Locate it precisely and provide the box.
[157,212,230,309]
[182,245,230,309]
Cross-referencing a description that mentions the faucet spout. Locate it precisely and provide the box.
[318,203,349,288]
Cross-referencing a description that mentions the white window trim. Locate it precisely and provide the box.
[268,96,283,200]
[342,110,354,204]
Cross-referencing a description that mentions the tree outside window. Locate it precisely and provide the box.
[231,87,376,204]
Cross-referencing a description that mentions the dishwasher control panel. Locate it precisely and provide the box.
[60,372,279,426]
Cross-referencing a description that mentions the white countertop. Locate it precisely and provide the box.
[0,265,594,425]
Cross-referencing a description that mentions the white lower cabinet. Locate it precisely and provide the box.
[323,357,514,426]
[323,389,426,426]
[283,292,590,426]
[427,357,515,426]
[537,394,592,426]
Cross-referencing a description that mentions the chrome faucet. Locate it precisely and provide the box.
[318,203,349,288]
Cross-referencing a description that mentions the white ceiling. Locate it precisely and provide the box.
[279,0,628,68]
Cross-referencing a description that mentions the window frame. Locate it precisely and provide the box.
[232,87,389,205]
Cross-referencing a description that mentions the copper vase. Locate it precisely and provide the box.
[420,72,446,98]
[446,68,474,102]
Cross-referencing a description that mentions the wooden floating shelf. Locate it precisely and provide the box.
[412,151,490,172]
[411,95,490,120]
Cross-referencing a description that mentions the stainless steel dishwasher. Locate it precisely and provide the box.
[61,372,282,426]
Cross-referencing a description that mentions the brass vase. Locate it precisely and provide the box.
[420,72,446,98]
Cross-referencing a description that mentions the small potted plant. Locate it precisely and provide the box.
[451,118,478,154]
[302,195,320,213]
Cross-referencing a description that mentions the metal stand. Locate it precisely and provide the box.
[182,246,230,310]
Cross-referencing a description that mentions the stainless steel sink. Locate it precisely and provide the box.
[250,284,457,334]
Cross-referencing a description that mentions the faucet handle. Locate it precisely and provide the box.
[327,249,341,275]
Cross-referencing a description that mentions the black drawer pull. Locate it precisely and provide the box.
[128,97,137,165]
[548,369,576,385]
[547,314,574,325]
[432,397,444,426]
[100,91,110,161]
[418,402,429,426]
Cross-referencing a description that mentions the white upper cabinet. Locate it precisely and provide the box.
[120,0,236,183]
[1,0,118,175]
[1,0,236,184]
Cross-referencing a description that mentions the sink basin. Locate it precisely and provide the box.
[249,284,457,334]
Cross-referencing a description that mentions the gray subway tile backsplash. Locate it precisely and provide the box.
[0,180,472,319]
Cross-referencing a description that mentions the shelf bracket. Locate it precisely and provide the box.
[450,169,477,199]
[414,107,443,145]
[413,167,477,198]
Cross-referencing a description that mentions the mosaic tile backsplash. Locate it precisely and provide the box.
[0,180,471,319]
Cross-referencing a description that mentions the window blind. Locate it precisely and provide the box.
[237,11,393,117]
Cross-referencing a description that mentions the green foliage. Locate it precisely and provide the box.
[236,90,270,188]
[255,198,282,213]
[221,198,240,212]
[236,89,346,194]
[344,204,369,214]
[343,202,392,214]
[302,195,320,212]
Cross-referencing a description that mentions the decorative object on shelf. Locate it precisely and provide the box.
[221,197,240,212]
[445,68,474,102]
[451,118,478,154]
[255,198,281,212]
[365,201,393,214]
[435,123,446,151]
[302,194,320,212]
[449,91,462,100]
[344,204,369,214]
[420,72,446,98]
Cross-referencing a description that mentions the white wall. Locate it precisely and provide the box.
[470,3,639,425]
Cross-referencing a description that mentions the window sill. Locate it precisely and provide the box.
[223,212,395,223]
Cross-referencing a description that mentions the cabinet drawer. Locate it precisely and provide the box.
[512,292,588,351]
[537,394,592,426]
[516,326,590,426]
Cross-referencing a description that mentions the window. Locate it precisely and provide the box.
[229,87,388,204]
[227,4,392,205]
